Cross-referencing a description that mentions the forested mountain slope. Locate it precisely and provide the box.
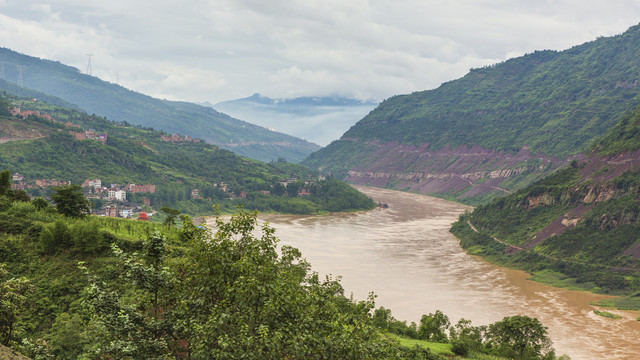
[304,23,640,204]
[0,48,320,163]
[451,102,640,299]
[0,91,374,215]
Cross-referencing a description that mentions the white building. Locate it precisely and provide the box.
[108,189,126,201]
[89,179,102,189]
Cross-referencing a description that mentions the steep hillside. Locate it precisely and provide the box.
[0,92,375,215]
[450,102,640,298]
[305,23,640,204]
[0,48,320,163]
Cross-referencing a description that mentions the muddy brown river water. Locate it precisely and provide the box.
[210,186,640,359]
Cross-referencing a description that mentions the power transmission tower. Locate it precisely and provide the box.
[0,62,4,80]
[86,53,93,75]
[17,65,23,86]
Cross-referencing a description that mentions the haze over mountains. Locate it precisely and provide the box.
[211,94,378,146]
[304,23,640,204]
[0,47,319,163]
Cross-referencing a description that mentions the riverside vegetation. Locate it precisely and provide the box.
[450,101,640,310]
[0,173,570,359]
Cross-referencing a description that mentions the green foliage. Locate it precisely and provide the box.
[593,310,622,319]
[486,315,552,360]
[179,209,392,359]
[50,185,91,218]
[0,170,9,196]
[81,232,176,359]
[418,310,450,343]
[160,206,180,227]
[0,264,31,346]
[38,220,72,254]
[449,318,485,355]
[595,102,640,154]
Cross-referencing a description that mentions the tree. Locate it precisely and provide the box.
[160,206,180,227]
[31,197,49,210]
[0,264,31,346]
[418,310,450,342]
[0,170,10,196]
[178,209,393,359]
[81,232,177,359]
[50,185,91,218]
[487,315,552,360]
[448,318,485,356]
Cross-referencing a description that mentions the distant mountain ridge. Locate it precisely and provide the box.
[0,48,319,162]
[304,23,640,204]
[213,94,378,146]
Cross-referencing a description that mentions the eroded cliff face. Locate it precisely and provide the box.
[342,140,571,203]
[519,149,640,250]
[0,120,47,143]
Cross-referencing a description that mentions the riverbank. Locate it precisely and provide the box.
[451,214,640,312]
[238,186,640,359]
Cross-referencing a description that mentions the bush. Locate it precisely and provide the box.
[451,339,470,356]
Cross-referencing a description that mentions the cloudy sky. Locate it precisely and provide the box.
[1,1,640,103]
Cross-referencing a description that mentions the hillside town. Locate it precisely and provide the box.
[11,172,156,219]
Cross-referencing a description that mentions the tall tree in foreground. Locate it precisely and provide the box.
[0,170,10,196]
[178,209,396,359]
[0,264,31,347]
[50,185,91,218]
[486,315,553,360]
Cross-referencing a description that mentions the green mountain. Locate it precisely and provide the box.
[0,47,320,163]
[304,23,640,204]
[0,91,375,215]
[450,101,640,299]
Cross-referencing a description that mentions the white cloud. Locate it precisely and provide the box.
[0,1,640,103]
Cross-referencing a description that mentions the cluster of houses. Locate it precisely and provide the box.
[10,174,155,219]
[10,173,70,191]
[71,129,108,144]
[10,104,108,144]
[9,106,56,122]
[160,133,200,143]
[81,178,156,218]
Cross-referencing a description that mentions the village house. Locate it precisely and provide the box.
[126,184,156,194]
[35,179,69,188]
[160,133,201,143]
[82,179,102,189]
[191,188,201,199]
[10,105,57,123]
[71,130,107,143]
[279,177,298,187]
[107,189,127,201]
[105,205,118,218]
[12,173,24,182]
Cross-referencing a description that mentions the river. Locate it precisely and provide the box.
[211,186,640,359]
